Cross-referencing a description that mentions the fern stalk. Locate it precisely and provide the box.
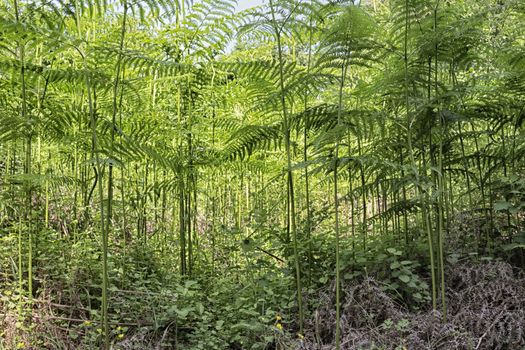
[357,136,367,250]
[334,62,348,350]
[73,1,110,346]
[107,0,128,241]
[303,0,315,287]
[13,0,34,309]
[433,0,447,321]
[269,0,304,334]
[402,0,437,310]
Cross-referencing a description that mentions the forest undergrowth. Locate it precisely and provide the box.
[300,261,525,349]
[1,220,524,349]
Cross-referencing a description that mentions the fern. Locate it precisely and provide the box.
[223,124,283,160]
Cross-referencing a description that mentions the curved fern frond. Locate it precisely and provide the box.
[223,124,283,160]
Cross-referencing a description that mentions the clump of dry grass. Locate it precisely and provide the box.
[299,260,525,350]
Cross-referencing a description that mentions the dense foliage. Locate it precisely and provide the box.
[0,0,524,349]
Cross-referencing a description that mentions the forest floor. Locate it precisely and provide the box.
[2,257,524,350]
[298,260,525,350]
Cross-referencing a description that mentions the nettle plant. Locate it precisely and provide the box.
[340,241,431,308]
[377,247,431,306]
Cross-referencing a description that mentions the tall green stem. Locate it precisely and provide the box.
[73,1,109,346]
[269,0,303,334]
[13,0,34,308]
[107,0,128,238]
[334,62,347,350]
[434,0,447,320]
[403,0,436,311]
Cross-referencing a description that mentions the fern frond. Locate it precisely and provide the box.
[223,124,283,160]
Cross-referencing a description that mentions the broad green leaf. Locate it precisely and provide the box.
[387,248,402,256]
[494,201,511,211]
[176,307,193,319]
[390,261,401,269]
[398,275,410,283]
